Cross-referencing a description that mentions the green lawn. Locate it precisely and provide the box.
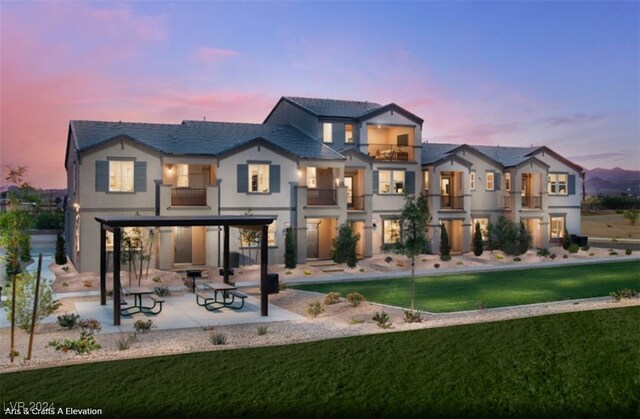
[293,261,640,312]
[1,308,638,418]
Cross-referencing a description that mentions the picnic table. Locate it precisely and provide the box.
[195,282,248,311]
[121,287,164,316]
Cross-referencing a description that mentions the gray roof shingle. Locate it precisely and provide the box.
[421,143,542,167]
[285,97,382,118]
[71,120,344,160]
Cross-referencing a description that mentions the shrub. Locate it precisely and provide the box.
[537,248,550,257]
[306,301,324,318]
[610,251,619,256]
[346,292,365,307]
[152,276,162,283]
[384,256,393,263]
[303,269,312,276]
[625,249,632,255]
[396,261,404,267]
[18,234,31,262]
[372,311,392,329]
[154,287,171,297]
[210,333,228,345]
[456,261,464,266]
[623,209,639,225]
[257,325,268,336]
[550,253,557,260]
[495,254,504,260]
[285,271,292,275]
[610,288,639,301]
[473,221,484,256]
[513,257,521,262]
[562,254,568,259]
[348,317,365,325]
[568,243,580,254]
[278,281,288,291]
[133,319,155,334]
[403,309,422,323]
[56,313,79,330]
[51,335,101,354]
[284,226,297,269]
[5,271,61,332]
[439,223,451,260]
[324,292,341,305]
[61,266,70,273]
[55,233,67,265]
[35,211,64,230]
[562,227,572,250]
[359,268,365,272]
[589,253,595,256]
[434,263,440,269]
[115,334,137,351]
[581,245,590,251]
[332,223,360,268]
[517,221,532,255]
[77,318,101,335]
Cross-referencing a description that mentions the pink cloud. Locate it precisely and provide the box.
[194,47,242,63]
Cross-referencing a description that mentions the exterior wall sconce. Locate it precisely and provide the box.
[284,222,291,228]
[372,219,378,229]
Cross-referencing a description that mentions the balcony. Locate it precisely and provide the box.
[307,188,337,206]
[348,195,365,210]
[521,195,542,209]
[369,144,412,162]
[171,188,207,206]
[440,195,464,210]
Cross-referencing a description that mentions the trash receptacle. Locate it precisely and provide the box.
[230,252,240,268]
[578,236,588,247]
[267,273,279,294]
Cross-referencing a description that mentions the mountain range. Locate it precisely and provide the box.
[584,167,640,197]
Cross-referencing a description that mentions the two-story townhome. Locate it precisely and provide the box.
[65,96,582,273]
[422,143,584,254]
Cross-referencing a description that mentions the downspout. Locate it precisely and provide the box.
[217,178,222,267]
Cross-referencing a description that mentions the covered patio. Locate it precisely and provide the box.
[95,215,276,326]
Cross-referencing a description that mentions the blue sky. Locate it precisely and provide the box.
[1,1,638,188]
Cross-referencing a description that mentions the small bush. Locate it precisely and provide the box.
[348,317,365,325]
[62,281,68,287]
[456,261,464,266]
[403,309,422,323]
[568,243,580,254]
[513,257,521,262]
[303,269,312,276]
[359,268,365,272]
[257,325,268,336]
[77,318,101,335]
[55,233,67,265]
[607,224,613,228]
[115,334,137,351]
[306,301,324,318]
[440,255,452,262]
[384,256,393,263]
[372,311,392,329]
[82,280,93,288]
[610,251,619,256]
[550,254,557,260]
[57,313,80,330]
[495,254,504,260]
[324,292,341,305]
[537,248,550,258]
[210,333,228,345]
[421,258,427,262]
[346,292,365,307]
[589,253,595,256]
[279,281,288,291]
[625,249,632,255]
[562,254,568,259]
[476,301,486,311]
[61,266,71,273]
[134,319,155,334]
[285,271,292,275]
[154,287,170,297]
[396,261,404,267]
[152,276,162,284]
[51,335,101,354]
[610,288,639,301]
[581,245,590,251]
[434,263,440,269]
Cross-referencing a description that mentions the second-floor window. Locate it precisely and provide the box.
[307,167,317,188]
[109,160,134,192]
[323,123,332,143]
[548,173,568,195]
[379,170,405,194]
[423,171,429,191]
[505,173,511,191]
[486,172,495,191]
[345,124,353,143]
[249,164,269,193]
[470,172,476,190]
[176,164,189,187]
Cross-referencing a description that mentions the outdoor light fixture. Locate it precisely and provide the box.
[284,222,291,227]
[372,219,378,229]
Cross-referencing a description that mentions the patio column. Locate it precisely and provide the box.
[223,225,230,285]
[113,227,122,326]
[260,224,268,316]
[100,226,106,305]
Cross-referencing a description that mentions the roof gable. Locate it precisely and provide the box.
[282,96,382,119]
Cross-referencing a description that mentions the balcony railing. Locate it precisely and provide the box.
[348,195,365,210]
[307,188,337,206]
[521,195,542,209]
[171,188,207,206]
[369,144,412,161]
[440,195,464,210]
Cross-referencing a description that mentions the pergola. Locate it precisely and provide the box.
[95,215,275,325]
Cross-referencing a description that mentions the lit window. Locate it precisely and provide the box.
[548,173,568,195]
[473,218,489,240]
[345,124,353,143]
[307,167,317,188]
[470,172,476,190]
[249,164,269,193]
[550,217,565,239]
[383,219,401,244]
[241,222,276,247]
[379,170,405,194]
[323,123,332,143]
[486,172,494,191]
[505,173,511,191]
[424,171,429,191]
[176,164,189,187]
[109,161,134,192]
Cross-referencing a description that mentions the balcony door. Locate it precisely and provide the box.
[345,176,353,206]
[175,227,192,264]
[441,175,451,207]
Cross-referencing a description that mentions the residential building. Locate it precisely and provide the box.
[65,97,583,272]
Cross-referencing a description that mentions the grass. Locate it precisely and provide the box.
[293,261,640,312]
[1,308,638,417]
[581,210,640,239]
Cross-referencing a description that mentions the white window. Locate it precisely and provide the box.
[470,172,476,191]
[550,216,565,239]
[473,218,489,240]
[240,222,276,247]
[548,173,568,195]
[383,219,401,244]
[307,167,317,188]
[323,123,332,143]
[109,160,134,192]
[176,164,189,187]
[486,172,494,191]
[423,171,430,191]
[249,164,269,193]
[379,170,405,194]
[345,124,353,143]
[505,173,511,191]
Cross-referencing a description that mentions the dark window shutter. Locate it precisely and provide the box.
[95,161,109,192]
[372,170,379,194]
[134,161,147,192]
[269,164,280,193]
[494,172,501,190]
[405,171,415,194]
[237,164,248,193]
[568,174,576,195]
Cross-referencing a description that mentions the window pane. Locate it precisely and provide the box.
[384,220,400,243]
[486,172,494,190]
[470,172,475,190]
[177,164,189,187]
[505,173,511,191]
[393,171,405,193]
[550,217,564,238]
[548,174,557,194]
[307,167,317,188]
[379,170,391,194]
[558,174,567,194]
[424,171,429,191]
[323,123,332,143]
[109,160,134,192]
[122,161,134,192]
[345,124,353,143]
[473,218,489,240]
[249,164,269,193]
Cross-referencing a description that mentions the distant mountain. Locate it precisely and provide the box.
[585,167,640,197]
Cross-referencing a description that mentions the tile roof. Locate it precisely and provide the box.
[421,143,542,167]
[284,97,382,118]
[71,120,344,160]
[420,143,461,165]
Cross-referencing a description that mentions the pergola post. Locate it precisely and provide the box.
[113,227,122,326]
[260,224,268,316]
[223,225,230,285]
[100,226,106,305]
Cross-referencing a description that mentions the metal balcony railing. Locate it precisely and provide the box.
[171,188,207,206]
[307,188,337,206]
[440,195,464,210]
[521,195,542,209]
[369,144,412,161]
[348,195,365,210]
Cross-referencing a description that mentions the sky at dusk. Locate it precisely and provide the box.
[1,1,638,189]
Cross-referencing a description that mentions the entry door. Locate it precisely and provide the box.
[306,224,319,259]
[175,227,192,264]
